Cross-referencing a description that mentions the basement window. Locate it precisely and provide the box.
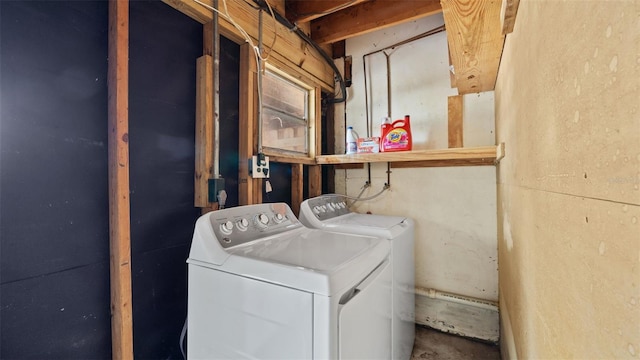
[261,69,311,156]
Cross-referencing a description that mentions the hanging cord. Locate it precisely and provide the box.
[179,317,187,359]
[321,182,390,207]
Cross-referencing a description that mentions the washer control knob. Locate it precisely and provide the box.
[255,213,269,228]
[236,218,249,231]
[273,213,285,223]
[220,220,234,235]
[326,203,334,211]
[313,206,321,214]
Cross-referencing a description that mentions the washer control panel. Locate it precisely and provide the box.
[305,194,351,221]
[208,203,300,248]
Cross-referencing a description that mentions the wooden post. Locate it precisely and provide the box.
[239,43,262,205]
[447,95,464,148]
[108,0,134,358]
[291,163,304,216]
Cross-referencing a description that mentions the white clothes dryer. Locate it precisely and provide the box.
[299,195,415,360]
[187,203,392,359]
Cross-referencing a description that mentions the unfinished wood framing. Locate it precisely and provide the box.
[448,95,464,148]
[286,0,369,23]
[310,0,442,44]
[162,0,334,91]
[441,0,505,94]
[107,0,133,358]
[500,0,521,34]
[308,165,322,197]
[291,163,304,215]
[194,55,215,208]
[239,43,262,205]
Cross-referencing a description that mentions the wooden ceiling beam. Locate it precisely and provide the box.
[285,0,370,23]
[441,0,505,94]
[310,0,442,44]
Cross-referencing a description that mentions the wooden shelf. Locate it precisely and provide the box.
[315,143,504,167]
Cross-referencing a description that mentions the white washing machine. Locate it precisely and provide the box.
[187,202,392,359]
[299,194,415,360]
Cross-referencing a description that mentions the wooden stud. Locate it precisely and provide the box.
[203,21,213,56]
[194,55,215,207]
[239,43,261,205]
[107,0,133,358]
[308,165,322,197]
[448,95,464,148]
[291,163,304,216]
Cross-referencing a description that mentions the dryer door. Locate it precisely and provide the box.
[338,260,392,359]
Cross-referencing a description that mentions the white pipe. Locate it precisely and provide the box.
[414,287,498,312]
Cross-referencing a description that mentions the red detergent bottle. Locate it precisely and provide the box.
[381,115,412,152]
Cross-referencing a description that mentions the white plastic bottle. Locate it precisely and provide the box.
[345,126,358,154]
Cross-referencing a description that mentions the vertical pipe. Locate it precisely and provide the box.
[212,0,221,178]
[257,10,264,154]
[384,52,392,187]
[384,51,392,118]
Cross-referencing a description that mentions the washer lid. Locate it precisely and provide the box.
[308,212,411,239]
[227,227,378,271]
[190,227,390,296]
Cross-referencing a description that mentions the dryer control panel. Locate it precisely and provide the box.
[207,203,301,248]
[304,194,351,221]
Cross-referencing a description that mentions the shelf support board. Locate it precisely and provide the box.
[315,144,505,166]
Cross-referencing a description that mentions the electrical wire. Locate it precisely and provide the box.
[252,0,347,104]
[192,0,277,66]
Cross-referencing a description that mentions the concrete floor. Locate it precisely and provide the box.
[411,325,501,360]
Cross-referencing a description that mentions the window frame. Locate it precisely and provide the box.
[260,63,318,164]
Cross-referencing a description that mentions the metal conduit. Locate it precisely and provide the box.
[212,0,221,178]
[361,24,446,187]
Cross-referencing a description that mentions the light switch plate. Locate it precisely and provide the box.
[249,155,270,178]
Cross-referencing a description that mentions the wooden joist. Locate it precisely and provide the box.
[441,0,505,94]
[310,0,442,44]
[107,0,133,358]
[286,0,370,23]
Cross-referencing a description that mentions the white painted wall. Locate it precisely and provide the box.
[335,14,498,302]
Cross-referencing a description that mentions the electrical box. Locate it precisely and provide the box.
[249,154,270,178]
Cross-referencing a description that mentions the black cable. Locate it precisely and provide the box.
[252,0,347,104]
